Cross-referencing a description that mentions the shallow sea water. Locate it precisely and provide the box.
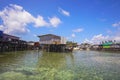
[0,50,120,80]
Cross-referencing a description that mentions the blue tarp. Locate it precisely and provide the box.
[0,31,3,37]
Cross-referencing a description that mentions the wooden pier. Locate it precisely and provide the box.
[0,40,28,52]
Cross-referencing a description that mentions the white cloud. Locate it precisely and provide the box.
[10,4,23,10]
[83,38,92,43]
[112,36,120,41]
[0,4,33,35]
[72,28,83,33]
[71,33,75,38]
[34,15,49,27]
[83,33,120,44]
[49,16,61,27]
[112,22,120,27]
[0,4,61,35]
[83,34,109,44]
[91,34,109,44]
[58,8,70,16]
[82,22,120,44]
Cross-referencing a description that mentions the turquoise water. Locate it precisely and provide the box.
[0,50,120,80]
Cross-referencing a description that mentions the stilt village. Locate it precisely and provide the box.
[0,30,73,52]
[0,30,120,53]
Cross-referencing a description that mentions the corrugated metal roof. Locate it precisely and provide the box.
[38,34,60,38]
[3,34,19,40]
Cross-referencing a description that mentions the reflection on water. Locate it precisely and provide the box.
[0,50,120,80]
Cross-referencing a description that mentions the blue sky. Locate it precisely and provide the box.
[0,0,120,44]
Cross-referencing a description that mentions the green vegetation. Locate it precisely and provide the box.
[66,41,77,47]
[103,46,110,48]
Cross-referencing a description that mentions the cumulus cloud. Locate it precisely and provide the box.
[0,4,61,35]
[83,33,120,44]
[91,34,109,44]
[49,16,61,27]
[34,16,49,27]
[83,34,109,44]
[58,8,70,16]
[0,4,34,34]
[72,28,83,33]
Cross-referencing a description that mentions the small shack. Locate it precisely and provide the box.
[38,34,72,52]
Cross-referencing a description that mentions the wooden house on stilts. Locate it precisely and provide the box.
[38,34,72,52]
